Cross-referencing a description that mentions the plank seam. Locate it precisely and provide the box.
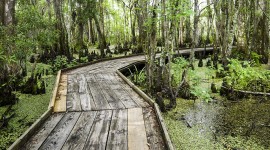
[8,108,53,150]
[82,111,99,150]
[99,74,128,109]
[116,70,175,150]
[37,112,66,149]
[95,74,127,109]
[111,73,146,107]
[85,74,97,110]
[60,112,83,149]
[92,74,114,109]
[104,109,114,150]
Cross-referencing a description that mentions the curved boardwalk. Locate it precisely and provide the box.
[20,48,213,150]
[22,55,167,150]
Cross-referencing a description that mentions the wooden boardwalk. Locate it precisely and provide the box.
[22,55,167,150]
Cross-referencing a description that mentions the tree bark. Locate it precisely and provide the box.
[88,18,95,44]
[93,14,106,57]
[130,8,136,45]
[53,0,70,58]
[3,0,16,26]
[189,0,199,65]
[0,0,4,24]
[135,0,147,52]
[147,0,157,93]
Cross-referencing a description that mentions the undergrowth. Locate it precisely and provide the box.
[0,74,55,149]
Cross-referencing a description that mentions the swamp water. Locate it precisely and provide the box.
[164,97,270,150]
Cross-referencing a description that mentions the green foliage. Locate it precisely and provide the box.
[190,86,212,102]
[134,66,146,86]
[80,56,89,63]
[171,57,189,85]
[171,58,212,102]
[163,97,269,150]
[250,52,262,66]
[0,75,55,149]
[15,4,57,57]
[225,59,270,92]
[51,56,68,72]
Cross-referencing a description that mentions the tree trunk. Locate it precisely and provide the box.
[88,18,95,44]
[189,0,199,65]
[76,4,85,50]
[93,14,106,57]
[135,0,147,52]
[99,0,105,35]
[214,0,237,67]
[206,0,212,45]
[147,1,157,93]
[130,8,136,45]
[3,0,16,26]
[185,16,192,46]
[0,1,4,24]
[53,0,70,58]
[262,0,269,64]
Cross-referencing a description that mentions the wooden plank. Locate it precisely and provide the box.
[154,103,174,150]
[85,75,111,110]
[106,109,128,150]
[66,74,82,111]
[9,109,53,150]
[94,74,125,109]
[128,108,149,150]
[49,70,61,109]
[39,112,81,150]
[54,74,67,112]
[77,74,95,111]
[83,110,112,150]
[115,75,150,107]
[62,111,97,150]
[143,108,166,150]
[101,74,139,108]
[23,113,64,150]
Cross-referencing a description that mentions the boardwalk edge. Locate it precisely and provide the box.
[48,70,62,109]
[116,70,175,150]
[9,70,62,149]
[8,108,52,150]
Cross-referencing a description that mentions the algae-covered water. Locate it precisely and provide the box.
[163,96,270,150]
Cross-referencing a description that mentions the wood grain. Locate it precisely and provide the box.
[66,74,82,111]
[39,112,81,150]
[85,74,111,110]
[23,113,64,150]
[83,110,112,150]
[62,111,97,150]
[77,74,94,111]
[54,74,67,112]
[94,74,125,109]
[106,109,128,150]
[143,107,166,150]
[128,108,149,150]
[113,73,150,107]
[102,74,139,108]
